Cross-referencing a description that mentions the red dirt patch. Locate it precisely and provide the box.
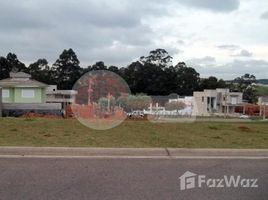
[238,125,253,132]
[20,112,62,119]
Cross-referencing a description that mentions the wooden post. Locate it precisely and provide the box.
[263,104,266,120]
[88,79,93,105]
[259,97,262,117]
[224,105,228,118]
[107,93,111,113]
[150,103,153,114]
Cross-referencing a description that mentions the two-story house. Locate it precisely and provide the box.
[193,88,243,116]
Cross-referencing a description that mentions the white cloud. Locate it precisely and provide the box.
[187,56,216,66]
[177,0,240,12]
[231,49,253,57]
[261,11,268,19]
[217,45,240,51]
[188,59,268,79]
[0,0,267,79]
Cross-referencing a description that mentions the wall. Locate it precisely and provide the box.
[2,102,62,117]
[2,88,14,103]
[193,92,210,116]
[2,103,61,110]
[14,88,45,103]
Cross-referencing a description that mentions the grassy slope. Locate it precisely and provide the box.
[0,118,267,148]
[256,85,268,96]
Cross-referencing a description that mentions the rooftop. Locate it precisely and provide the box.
[0,72,48,88]
[10,72,31,79]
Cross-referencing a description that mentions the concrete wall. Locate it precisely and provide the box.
[2,88,14,103]
[1,87,46,103]
[258,96,268,105]
[193,92,210,116]
[2,103,62,117]
[14,88,45,103]
[2,103,61,110]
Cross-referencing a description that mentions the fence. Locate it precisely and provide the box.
[235,104,268,117]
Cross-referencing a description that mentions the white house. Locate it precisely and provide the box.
[193,88,243,116]
[46,85,77,109]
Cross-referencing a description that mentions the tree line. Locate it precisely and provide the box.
[0,48,257,103]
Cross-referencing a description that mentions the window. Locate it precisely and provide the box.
[2,89,10,98]
[231,97,238,105]
[21,89,35,98]
[202,97,204,102]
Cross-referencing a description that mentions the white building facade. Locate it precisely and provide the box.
[46,85,77,109]
[193,88,243,117]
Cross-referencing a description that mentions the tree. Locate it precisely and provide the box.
[108,66,120,74]
[91,61,107,71]
[52,49,82,89]
[28,59,54,84]
[117,94,151,112]
[123,53,201,96]
[123,61,145,94]
[233,74,257,103]
[217,79,227,88]
[140,49,173,68]
[0,53,27,80]
[83,61,108,74]
[165,101,186,111]
[124,61,168,95]
[174,62,200,96]
[0,56,9,79]
[235,74,256,86]
[6,53,27,73]
[200,76,227,90]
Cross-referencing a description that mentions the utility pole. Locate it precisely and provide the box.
[107,93,111,113]
[88,79,93,105]
[259,97,262,117]
[259,97,266,120]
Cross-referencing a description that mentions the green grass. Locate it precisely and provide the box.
[0,118,267,148]
[256,85,268,96]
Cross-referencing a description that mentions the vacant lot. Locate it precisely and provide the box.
[0,118,267,148]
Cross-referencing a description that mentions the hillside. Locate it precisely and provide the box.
[256,85,268,96]
[257,79,268,85]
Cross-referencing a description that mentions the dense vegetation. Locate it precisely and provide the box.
[0,48,259,102]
